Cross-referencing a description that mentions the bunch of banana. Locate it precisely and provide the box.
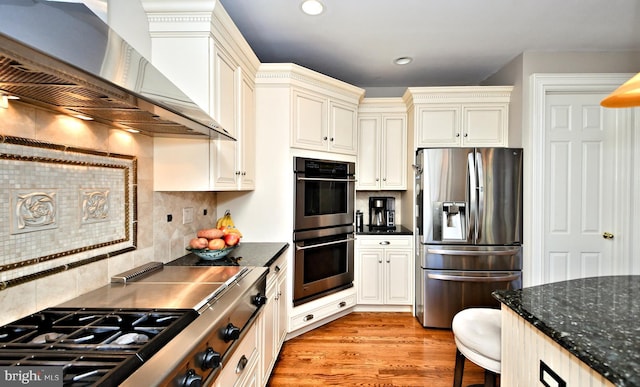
[215,210,243,237]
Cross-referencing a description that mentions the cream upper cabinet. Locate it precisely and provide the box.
[143,1,259,191]
[404,86,512,148]
[257,63,364,156]
[291,87,359,155]
[292,88,327,150]
[357,98,407,190]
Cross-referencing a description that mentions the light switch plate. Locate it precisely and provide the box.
[183,207,194,224]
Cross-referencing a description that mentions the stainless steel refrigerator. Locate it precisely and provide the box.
[415,148,523,328]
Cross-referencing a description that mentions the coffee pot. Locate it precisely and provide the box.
[368,197,395,229]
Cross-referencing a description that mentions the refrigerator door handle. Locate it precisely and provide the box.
[467,152,477,242]
[426,247,521,256]
[475,150,485,240]
[427,272,521,282]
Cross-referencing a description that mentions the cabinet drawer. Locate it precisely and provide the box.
[357,236,412,248]
[212,321,259,387]
[266,253,287,288]
[290,293,356,331]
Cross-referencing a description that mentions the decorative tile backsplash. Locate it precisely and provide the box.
[11,190,58,233]
[0,136,136,286]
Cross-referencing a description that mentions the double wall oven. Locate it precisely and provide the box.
[293,157,356,306]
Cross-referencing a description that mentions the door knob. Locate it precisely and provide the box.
[602,232,614,239]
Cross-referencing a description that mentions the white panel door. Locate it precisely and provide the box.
[543,93,617,283]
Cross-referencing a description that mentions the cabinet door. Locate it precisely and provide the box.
[261,280,277,384]
[462,104,507,147]
[380,115,407,190]
[384,249,412,305]
[239,73,256,190]
[291,89,327,151]
[416,105,461,147]
[329,100,358,155]
[356,115,381,190]
[356,249,384,304]
[211,47,239,189]
[276,270,288,346]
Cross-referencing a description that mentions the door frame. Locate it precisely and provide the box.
[527,73,635,286]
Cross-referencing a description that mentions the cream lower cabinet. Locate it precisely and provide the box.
[404,86,512,148]
[260,254,288,386]
[355,235,413,307]
[212,318,260,387]
[357,98,407,190]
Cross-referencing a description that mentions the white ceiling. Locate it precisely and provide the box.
[218,0,640,92]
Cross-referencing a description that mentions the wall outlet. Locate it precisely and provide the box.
[183,207,194,224]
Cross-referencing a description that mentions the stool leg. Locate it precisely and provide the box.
[483,370,497,387]
[453,348,465,387]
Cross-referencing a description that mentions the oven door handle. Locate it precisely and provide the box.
[427,272,521,282]
[296,238,356,250]
[296,177,357,182]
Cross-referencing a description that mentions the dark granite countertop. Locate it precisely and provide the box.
[493,276,640,387]
[167,242,289,268]
[356,224,413,235]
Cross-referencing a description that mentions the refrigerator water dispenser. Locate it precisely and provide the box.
[442,202,465,240]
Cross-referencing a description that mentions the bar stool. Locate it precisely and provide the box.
[452,308,501,387]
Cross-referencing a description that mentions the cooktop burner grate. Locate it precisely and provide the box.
[0,307,198,386]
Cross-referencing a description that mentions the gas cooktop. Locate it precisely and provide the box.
[0,307,197,386]
[0,262,268,386]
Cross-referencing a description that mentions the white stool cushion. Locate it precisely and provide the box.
[452,308,501,374]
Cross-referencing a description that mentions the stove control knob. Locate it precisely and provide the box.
[179,368,202,387]
[223,323,241,341]
[200,347,222,370]
[253,293,268,306]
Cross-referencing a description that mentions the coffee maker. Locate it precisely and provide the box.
[369,197,395,229]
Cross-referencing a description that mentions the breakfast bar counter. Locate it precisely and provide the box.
[493,276,640,387]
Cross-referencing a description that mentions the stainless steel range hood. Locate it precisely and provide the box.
[0,0,234,140]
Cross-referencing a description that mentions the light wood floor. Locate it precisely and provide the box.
[267,312,486,386]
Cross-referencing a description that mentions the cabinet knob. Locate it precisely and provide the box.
[603,232,614,239]
[456,133,460,137]
[464,133,468,137]
[330,137,334,141]
[323,136,328,141]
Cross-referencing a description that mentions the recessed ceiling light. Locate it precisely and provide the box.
[394,57,413,65]
[301,0,324,16]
